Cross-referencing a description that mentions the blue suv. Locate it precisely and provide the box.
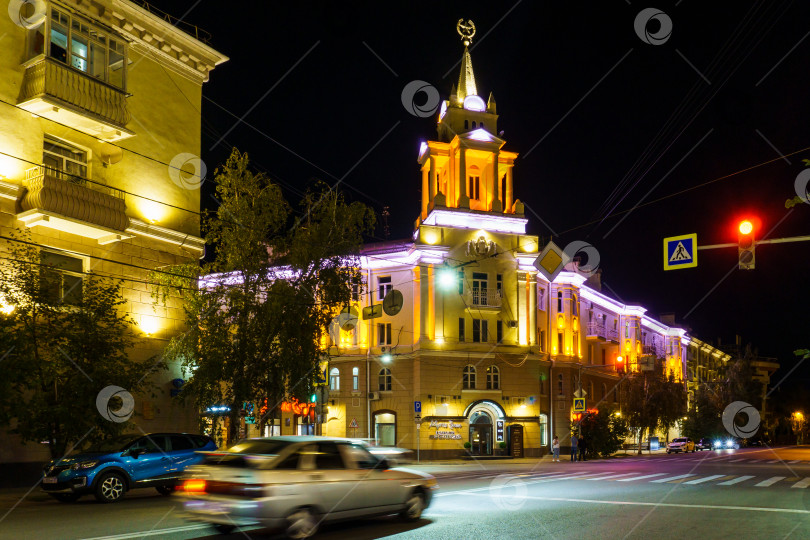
[41,433,216,503]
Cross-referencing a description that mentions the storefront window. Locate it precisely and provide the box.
[374,412,396,446]
[539,414,548,446]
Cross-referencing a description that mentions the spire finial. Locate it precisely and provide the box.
[456,19,476,47]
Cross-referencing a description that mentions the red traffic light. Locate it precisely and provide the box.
[739,220,753,235]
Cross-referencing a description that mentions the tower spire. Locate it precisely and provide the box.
[455,19,477,101]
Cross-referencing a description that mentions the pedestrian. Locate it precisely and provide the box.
[570,433,578,462]
[579,435,587,461]
[552,436,560,461]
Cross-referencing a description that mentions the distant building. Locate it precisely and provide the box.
[0,0,226,467]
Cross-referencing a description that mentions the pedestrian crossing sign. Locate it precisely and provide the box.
[573,398,586,412]
[663,233,698,270]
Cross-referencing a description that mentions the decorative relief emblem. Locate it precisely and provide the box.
[466,236,496,258]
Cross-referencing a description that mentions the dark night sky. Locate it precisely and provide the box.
[155,1,809,391]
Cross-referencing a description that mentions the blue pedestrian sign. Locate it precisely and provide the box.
[573,398,586,412]
[663,233,698,271]
[414,401,422,413]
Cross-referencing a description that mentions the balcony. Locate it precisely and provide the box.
[18,56,134,141]
[607,329,619,342]
[18,167,131,245]
[586,323,606,341]
[643,344,665,357]
[463,289,502,310]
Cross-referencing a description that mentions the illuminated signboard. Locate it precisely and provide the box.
[280,397,315,417]
[496,420,504,442]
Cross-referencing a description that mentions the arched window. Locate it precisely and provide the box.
[472,121,477,128]
[352,367,359,391]
[378,368,391,391]
[329,367,340,390]
[572,294,579,317]
[486,365,500,390]
[464,119,469,129]
[557,373,564,395]
[463,365,476,389]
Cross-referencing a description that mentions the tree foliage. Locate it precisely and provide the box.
[623,369,687,453]
[574,404,629,458]
[152,149,374,445]
[0,231,161,458]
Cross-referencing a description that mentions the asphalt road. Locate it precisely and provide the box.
[3,446,810,540]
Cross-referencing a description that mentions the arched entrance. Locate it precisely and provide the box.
[469,410,493,455]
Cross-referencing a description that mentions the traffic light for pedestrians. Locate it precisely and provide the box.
[738,219,755,270]
[616,356,625,374]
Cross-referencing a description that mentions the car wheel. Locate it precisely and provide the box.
[94,472,126,503]
[49,493,81,503]
[211,524,236,535]
[400,490,425,522]
[285,507,319,539]
[155,485,174,496]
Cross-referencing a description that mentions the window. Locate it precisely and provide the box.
[496,274,503,296]
[44,8,127,89]
[573,331,579,356]
[352,367,359,390]
[129,435,168,454]
[463,365,476,389]
[378,276,392,300]
[557,291,563,312]
[329,367,340,391]
[377,323,391,345]
[473,319,488,343]
[378,368,391,391]
[539,414,548,446]
[588,344,594,363]
[588,381,594,400]
[557,373,564,395]
[472,121,476,128]
[469,176,481,200]
[486,365,500,390]
[572,294,579,317]
[351,282,361,302]
[458,317,465,342]
[496,320,503,343]
[472,272,487,305]
[601,349,606,365]
[169,435,194,451]
[464,120,469,129]
[41,250,83,305]
[625,321,630,338]
[538,287,546,310]
[458,270,464,294]
[43,137,87,181]
[557,332,563,354]
[540,330,546,352]
[314,442,346,469]
[601,383,607,400]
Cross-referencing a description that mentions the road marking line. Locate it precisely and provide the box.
[729,458,747,462]
[616,473,668,482]
[682,474,726,485]
[788,460,801,464]
[766,460,780,464]
[457,492,810,514]
[755,476,786,487]
[792,477,810,489]
[80,525,211,540]
[586,473,637,481]
[650,474,697,483]
[717,475,755,486]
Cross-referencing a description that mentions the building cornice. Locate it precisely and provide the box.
[125,218,205,257]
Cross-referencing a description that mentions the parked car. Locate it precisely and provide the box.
[41,433,216,503]
[180,436,437,538]
[743,437,770,447]
[696,438,714,451]
[666,437,695,453]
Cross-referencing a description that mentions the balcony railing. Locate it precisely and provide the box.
[463,289,502,308]
[586,323,606,340]
[607,329,619,342]
[22,167,128,232]
[643,344,665,357]
[18,56,132,140]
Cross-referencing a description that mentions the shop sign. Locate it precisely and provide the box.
[496,420,504,442]
[428,419,462,440]
[280,397,315,417]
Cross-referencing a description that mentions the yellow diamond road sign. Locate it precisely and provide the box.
[573,398,586,412]
[534,240,566,282]
[663,233,698,271]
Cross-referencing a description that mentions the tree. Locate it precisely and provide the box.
[153,149,374,445]
[575,405,628,458]
[682,383,724,441]
[623,368,687,454]
[0,231,161,458]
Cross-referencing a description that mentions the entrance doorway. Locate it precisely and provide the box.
[373,411,396,446]
[469,410,493,455]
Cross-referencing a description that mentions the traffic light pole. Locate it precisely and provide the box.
[698,235,810,250]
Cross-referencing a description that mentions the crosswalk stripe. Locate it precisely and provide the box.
[766,460,780,464]
[717,475,755,486]
[571,472,620,480]
[755,476,785,487]
[650,474,697,483]
[729,458,747,462]
[586,473,637,481]
[682,475,726,485]
[616,473,668,482]
[792,478,810,489]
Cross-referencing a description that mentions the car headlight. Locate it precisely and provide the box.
[726,440,734,447]
[71,461,99,470]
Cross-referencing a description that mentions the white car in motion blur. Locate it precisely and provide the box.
[180,436,436,538]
